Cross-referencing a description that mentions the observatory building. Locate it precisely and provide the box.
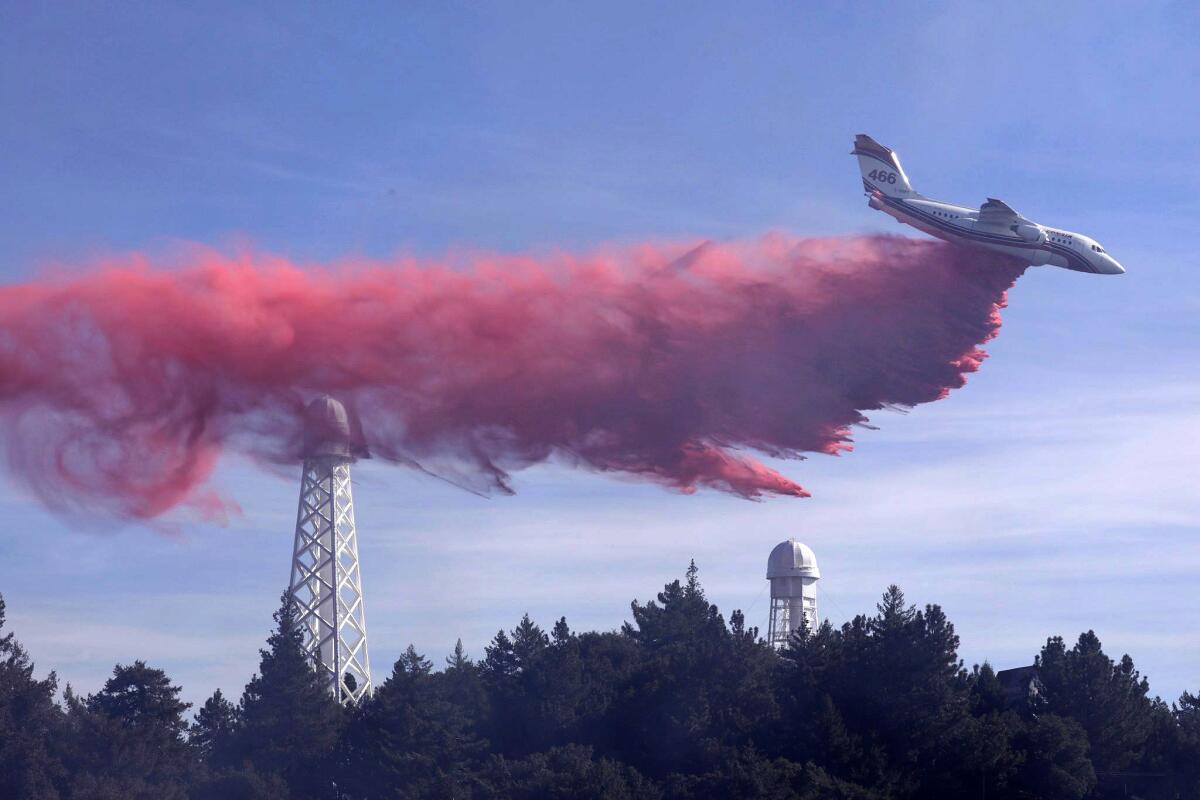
[766,539,820,648]
[288,396,372,704]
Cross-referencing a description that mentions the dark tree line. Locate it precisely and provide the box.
[1,565,1198,799]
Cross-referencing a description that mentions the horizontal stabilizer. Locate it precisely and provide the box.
[851,134,895,161]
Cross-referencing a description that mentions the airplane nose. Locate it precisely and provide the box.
[1107,257,1126,274]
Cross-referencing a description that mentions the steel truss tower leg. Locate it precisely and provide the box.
[767,595,815,649]
[288,456,372,703]
[767,596,791,649]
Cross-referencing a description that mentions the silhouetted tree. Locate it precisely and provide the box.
[0,593,61,800]
[190,688,238,767]
[542,630,641,757]
[1037,631,1158,789]
[482,614,552,755]
[338,644,483,798]
[511,615,549,664]
[441,638,488,735]
[231,592,344,799]
[615,562,776,778]
[482,629,518,682]
[447,638,471,671]
[58,661,192,800]
[1166,691,1200,798]
[1010,713,1095,799]
[774,586,973,795]
[551,617,572,646]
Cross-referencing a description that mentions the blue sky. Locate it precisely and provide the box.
[1,2,1197,707]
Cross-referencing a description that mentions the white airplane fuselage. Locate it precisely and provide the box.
[853,135,1124,275]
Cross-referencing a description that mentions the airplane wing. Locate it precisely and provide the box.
[977,197,1022,229]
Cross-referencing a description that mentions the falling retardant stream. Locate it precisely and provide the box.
[0,234,1025,520]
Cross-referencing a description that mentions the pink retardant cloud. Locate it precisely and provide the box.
[0,234,1023,520]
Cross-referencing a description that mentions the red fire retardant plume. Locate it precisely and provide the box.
[0,235,1024,520]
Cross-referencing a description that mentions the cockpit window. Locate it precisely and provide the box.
[1091,244,1105,254]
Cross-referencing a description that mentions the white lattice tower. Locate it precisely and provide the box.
[288,396,372,704]
[766,539,819,649]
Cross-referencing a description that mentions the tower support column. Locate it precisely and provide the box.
[288,396,372,704]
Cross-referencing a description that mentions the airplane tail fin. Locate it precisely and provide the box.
[852,134,917,198]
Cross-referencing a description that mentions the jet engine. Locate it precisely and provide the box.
[1012,223,1046,243]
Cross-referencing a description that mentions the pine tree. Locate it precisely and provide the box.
[773,619,837,766]
[483,616,552,755]
[773,586,975,795]
[1169,691,1200,798]
[0,594,61,800]
[447,638,472,670]
[1011,713,1096,799]
[441,637,489,750]
[87,660,191,737]
[483,628,519,682]
[728,608,759,643]
[1037,631,1157,775]
[617,562,774,778]
[190,688,238,767]
[511,614,549,667]
[968,662,1008,716]
[59,661,193,800]
[623,561,725,649]
[339,645,483,797]
[444,638,484,707]
[233,592,345,800]
[551,617,573,646]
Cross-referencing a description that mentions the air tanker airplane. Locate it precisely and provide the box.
[853,134,1124,275]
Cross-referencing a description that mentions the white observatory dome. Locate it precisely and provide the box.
[303,395,353,459]
[766,539,820,580]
